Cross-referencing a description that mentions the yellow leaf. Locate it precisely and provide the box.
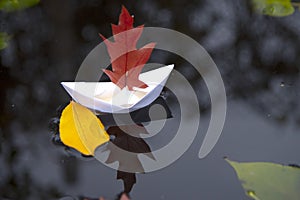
[59,101,109,155]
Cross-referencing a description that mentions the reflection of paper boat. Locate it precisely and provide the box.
[61,64,174,113]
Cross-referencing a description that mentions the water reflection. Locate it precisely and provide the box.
[50,95,173,194]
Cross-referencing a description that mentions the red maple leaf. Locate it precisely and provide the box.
[100,6,156,90]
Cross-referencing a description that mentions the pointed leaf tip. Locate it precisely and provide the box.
[119,5,133,26]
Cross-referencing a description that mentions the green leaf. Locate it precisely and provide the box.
[0,32,10,50]
[252,0,295,17]
[0,0,40,12]
[226,159,300,200]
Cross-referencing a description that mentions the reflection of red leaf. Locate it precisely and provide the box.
[117,171,136,193]
[105,125,154,193]
[100,6,155,90]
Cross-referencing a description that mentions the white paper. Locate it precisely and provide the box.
[61,64,174,113]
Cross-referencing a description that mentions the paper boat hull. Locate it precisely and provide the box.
[61,64,174,113]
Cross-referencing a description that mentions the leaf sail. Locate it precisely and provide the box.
[100,6,156,90]
[59,101,110,156]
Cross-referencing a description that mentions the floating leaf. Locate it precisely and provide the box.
[0,32,10,50]
[252,0,295,17]
[59,101,109,156]
[100,6,156,90]
[0,0,40,12]
[226,159,300,200]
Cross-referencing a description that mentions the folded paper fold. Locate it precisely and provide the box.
[61,64,174,113]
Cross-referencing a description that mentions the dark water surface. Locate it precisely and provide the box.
[1,0,300,199]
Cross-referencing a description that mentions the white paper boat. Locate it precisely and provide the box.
[61,64,174,113]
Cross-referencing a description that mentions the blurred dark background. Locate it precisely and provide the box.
[1,0,300,199]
